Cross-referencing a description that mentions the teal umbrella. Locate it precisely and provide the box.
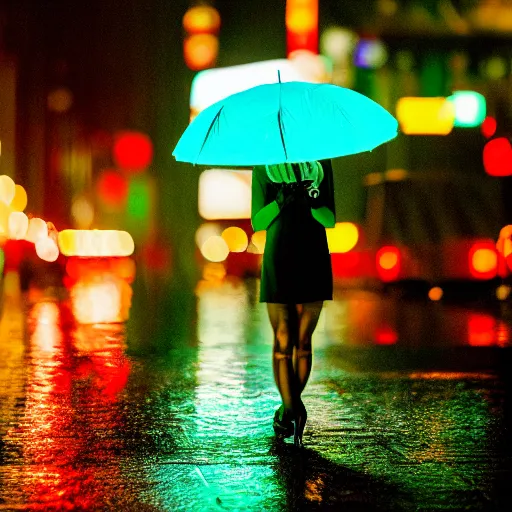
[173,78,398,166]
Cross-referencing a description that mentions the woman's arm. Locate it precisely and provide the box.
[251,166,279,232]
[311,206,335,228]
[309,160,336,228]
[252,201,280,232]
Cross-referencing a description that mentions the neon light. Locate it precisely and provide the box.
[396,97,455,135]
[58,230,135,257]
[190,60,313,116]
[448,91,486,128]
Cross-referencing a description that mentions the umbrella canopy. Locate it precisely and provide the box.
[173,80,399,167]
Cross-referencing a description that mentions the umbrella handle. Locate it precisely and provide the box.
[308,187,320,199]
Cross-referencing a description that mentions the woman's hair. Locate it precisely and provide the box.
[264,161,324,197]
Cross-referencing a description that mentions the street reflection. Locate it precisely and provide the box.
[324,289,511,348]
[0,275,510,510]
[9,300,134,510]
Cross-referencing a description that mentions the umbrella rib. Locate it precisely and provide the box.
[277,110,288,161]
[196,106,224,164]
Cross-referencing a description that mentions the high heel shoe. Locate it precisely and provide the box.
[273,405,294,439]
[293,401,307,448]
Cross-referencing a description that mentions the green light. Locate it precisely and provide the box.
[126,176,153,240]
[127,177,151,221]
[448,91,486,128]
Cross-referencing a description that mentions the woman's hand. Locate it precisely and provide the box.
[275,184,302,210]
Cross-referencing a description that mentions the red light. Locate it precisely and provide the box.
[483,137,512,177]
[481,116,497,138]
[113,131,153,172]
[375,324,398,345]
[468,313,495,346]
[376,246,401,281]
[469,242,498,279]
[96,170,128,206]
[286,0,319,56]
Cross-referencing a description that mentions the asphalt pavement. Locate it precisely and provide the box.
[1,275,511,511]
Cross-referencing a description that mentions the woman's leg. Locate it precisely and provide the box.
[295,301,324,394]
[267,303,300,415]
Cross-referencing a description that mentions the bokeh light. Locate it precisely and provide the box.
[183,5,221,34]
[249,231,267,254]
[481,116,497,138]
[469,243,498,279]
[320,27,357,62]
[221,226,249,253]
[96,170,128,206]
[376,246,401,281]
[0,201,11,234]
[0,174,16,204]
[496,284,511,301]
[198,170,252,220]
[11,184,28,211]
[448,91,486,127]
[483,138,512,177]
[112,131,153,172]
[286,0,318,55]
[71,196,94,229]
[353,39,388,69]
[195,222,222,249]
[184,34,219,71]
[374,324,398,345]
[200,235,229,262]
[35,237,60,262]
[385,169,409,181]
[58,230,135,257]
[286,0,318,34]
[25,217,48,244]
[481,56,507,80]
[396,97,455,135]
[326,222,359,253]
[428,287,444,301]
[8,211,29,240]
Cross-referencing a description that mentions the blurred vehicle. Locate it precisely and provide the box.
[330,169,505,295]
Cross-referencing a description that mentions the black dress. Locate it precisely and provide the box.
[251,160,335,304]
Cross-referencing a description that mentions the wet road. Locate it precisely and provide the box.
[1,275,512,511]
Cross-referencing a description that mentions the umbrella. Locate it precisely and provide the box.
[173,76,399,166]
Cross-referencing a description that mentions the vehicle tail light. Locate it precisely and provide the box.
[469,242,498,280]
[376,246,401,281]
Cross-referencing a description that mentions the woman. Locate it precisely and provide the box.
[251,160,336,447]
